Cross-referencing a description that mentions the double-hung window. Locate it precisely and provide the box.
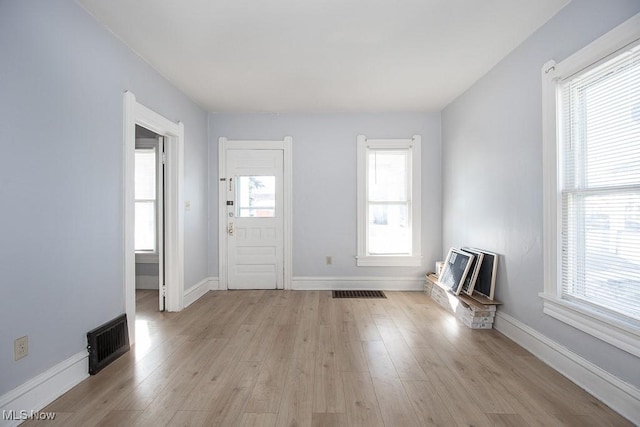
[356,135,422,267]
[135,148,157,253]
[541,14,640,356]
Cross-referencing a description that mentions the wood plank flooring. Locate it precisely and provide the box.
[28,289,632,426]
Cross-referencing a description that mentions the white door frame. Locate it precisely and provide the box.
[124,91,185,344]
[218,137,293,290]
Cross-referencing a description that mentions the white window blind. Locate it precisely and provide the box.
[367,150,411,255]
[356,135,422,267]
[135,149,156,252]
[559,44,640,324]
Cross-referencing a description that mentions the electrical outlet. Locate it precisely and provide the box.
[326,256,332,265]
[14,336,28,361]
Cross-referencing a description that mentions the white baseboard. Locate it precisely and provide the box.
[494,312,640,424]
[208,277,220,291]
[0,351,88,427]
[184,277,211,308]
[292,276,423,291]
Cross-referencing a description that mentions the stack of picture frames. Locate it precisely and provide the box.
[434,247,500,328]
[439,247,498,300]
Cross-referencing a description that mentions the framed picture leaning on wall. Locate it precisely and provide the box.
[440,248,475,295]
[460,247,484,296]
[469,248,498,300]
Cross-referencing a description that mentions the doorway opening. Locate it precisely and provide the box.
[124,91,184,346]
[134,125,165,313]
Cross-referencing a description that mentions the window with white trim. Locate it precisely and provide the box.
[135,148,157,252]
[356,135,422,267]
[541,13,640,356]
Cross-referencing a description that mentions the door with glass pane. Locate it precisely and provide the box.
[226,149,284,289]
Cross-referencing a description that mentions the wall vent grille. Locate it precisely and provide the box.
[87,314,129,375]
[332,290,386,299]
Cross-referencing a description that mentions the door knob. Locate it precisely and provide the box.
[228,222,234,236]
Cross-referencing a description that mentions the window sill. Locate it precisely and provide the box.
[356,255,422,267]
[135,252,159,264]
[539,293,640,357]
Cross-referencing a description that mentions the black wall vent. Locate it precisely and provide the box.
[332,290,386,299]
[87,314,129,375]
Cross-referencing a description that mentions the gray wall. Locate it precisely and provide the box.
[0,0,209,394]
[209,113,442,278]
[441,0,640,388]
[136,263,159,290]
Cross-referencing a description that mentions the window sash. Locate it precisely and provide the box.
[541,13,640,357]
[135,200,156,252]
[135,148,157,253]
[367,149,410,203]
[356,135,422,267]
[366,201,412,255]
[558,44,640,325]
[366,148,412,256]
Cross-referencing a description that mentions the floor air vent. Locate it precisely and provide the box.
[332,290,386,299]
[87,314,130,375]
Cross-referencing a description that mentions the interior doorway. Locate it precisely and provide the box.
[134,125,165,311]
[124,91,185,345]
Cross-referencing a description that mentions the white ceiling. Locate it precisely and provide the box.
[77,0,570,112]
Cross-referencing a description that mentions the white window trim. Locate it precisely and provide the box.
[356,135,422,267]
[541,13,640,357]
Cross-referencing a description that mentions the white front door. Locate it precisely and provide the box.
[225,149,284,289]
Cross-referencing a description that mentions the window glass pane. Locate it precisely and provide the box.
[582,55,640,187]
[135,149,156,200]
[236,176,275,218]
[368,203,410,254]
[135,201,155,251]
[368,151,408,201]
[563,193,640,321]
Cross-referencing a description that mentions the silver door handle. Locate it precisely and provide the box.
[228,222,234,236]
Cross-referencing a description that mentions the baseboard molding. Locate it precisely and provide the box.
[0,351,88,427]
[494,312,640,424]
[292,276,423,291]
[183,277,210,308]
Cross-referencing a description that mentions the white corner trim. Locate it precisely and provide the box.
[539,294,640,358]
[494,312,640,424]
[0,351,88,427]
[208,277,220,291]
[292,276,423,291]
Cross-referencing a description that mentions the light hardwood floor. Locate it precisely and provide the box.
[27,289,631,426]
